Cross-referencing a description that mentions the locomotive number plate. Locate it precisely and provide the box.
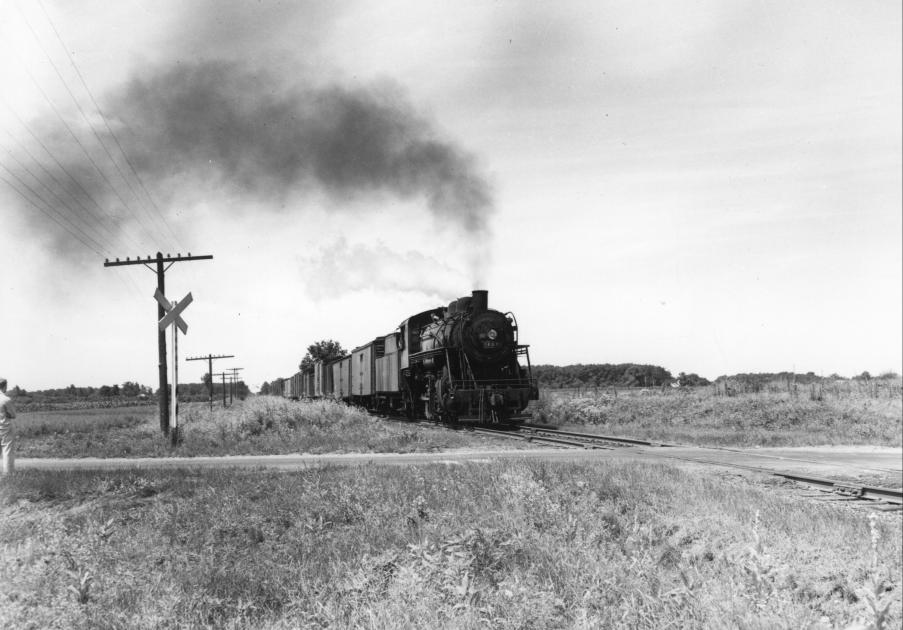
[482,341,500,348]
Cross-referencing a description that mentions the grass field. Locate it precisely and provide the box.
[531,380,903,447]
[0,460,899,629]
[14,397,513,459]
[13,378,903,460]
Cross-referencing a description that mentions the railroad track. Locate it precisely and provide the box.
[382,415,903,510]
[459,421,903,510]
[519,426,902,509]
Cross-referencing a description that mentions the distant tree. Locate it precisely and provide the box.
[300,339,347,371]
[855,371,872,381]
[259,381,271,395]
[99,385,112,397]
[121,381,141,397]
[202,372,213,388]
[677,372,710,387]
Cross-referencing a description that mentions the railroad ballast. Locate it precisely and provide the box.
[278,290,539,423]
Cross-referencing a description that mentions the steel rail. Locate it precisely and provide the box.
[517,426,902,505]
[471,426,607,449]
[520,426,663,447]
[376,414,903,506]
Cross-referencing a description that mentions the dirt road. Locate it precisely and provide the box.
[17,444,902,489]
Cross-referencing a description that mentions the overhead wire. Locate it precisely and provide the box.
[1,141,115,252]
[12,56,160,249]
[0,99,142,251]
[35,0,185,252]
[12,2,163,250]
[0,164,107,256]
[2,130,129,251]
[0,152,145,298]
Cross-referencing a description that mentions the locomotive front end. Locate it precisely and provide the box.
[412,290,538,424]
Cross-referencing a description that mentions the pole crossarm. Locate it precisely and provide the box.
[103,253,213,267]
[186,354,235,361]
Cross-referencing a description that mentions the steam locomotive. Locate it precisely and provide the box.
[277,290,538,423]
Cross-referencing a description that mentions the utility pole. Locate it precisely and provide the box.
[104,252,213,435]
[227,367,244,405]
[213,372,228,407]
[187,354,235,411]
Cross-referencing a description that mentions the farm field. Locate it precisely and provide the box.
[13,378,903,461]
[14,398,516,459]
[531,380,903,448]
[1,459,899,628]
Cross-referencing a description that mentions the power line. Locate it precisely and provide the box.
[0,169,105,256]
[2,136,122,251]
[12,2,163,249]
[0,99,138,245]
[34,0,185,252]
[12,51,160,249]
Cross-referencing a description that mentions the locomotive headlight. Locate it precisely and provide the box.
[487,329,498,340]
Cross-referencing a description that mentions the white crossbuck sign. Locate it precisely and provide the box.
[155,289,192,333]
[154,289,193,434]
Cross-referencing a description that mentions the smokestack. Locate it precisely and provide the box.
[471,289,488,315]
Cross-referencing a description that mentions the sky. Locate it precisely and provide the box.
[0,0,900,391]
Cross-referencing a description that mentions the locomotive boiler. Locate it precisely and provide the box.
[280,290,538,424]
[407,290,538,422]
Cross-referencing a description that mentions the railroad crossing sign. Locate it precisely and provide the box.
[155,289,192,334]
[154,289,193,442]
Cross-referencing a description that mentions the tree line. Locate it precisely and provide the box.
[10,379,250,406]
[530,364,702,389]
[10,381,154,404]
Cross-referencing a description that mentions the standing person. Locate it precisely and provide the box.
[0,377,16,475]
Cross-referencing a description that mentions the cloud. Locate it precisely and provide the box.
[301,237,467,301]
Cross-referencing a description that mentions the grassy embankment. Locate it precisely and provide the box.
[531,379,903,447]
[14,397,507,459]
[15,376,903,459]
[1,460,900,628]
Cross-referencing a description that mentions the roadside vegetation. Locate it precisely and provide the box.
[531,378,903,447]
[14,375,903,459]
[0,459,899,628]
[14,397,507,459]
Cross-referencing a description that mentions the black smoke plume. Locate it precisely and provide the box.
[9,60,493,261]
[114,61,492,233]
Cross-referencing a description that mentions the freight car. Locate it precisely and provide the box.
[284,290,538,423]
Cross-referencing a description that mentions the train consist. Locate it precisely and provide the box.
[274,290,539,423]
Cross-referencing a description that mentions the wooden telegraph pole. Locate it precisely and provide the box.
[212,372,230,407]
[227,367,244,405]
[186,354,235,411]
[104,252,212,435]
